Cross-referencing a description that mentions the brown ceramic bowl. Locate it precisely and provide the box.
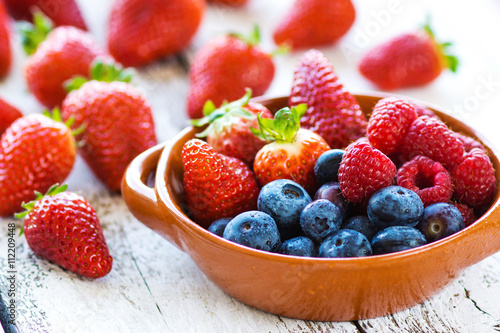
[122,94,500,321]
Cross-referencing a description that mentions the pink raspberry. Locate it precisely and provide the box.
[453,132,486,153]
[452,148,496,208]
[338,141,396,203]
[367,97,418,155]
[401,115,465,169]
[397,155,453,207]
[450,202,476,227]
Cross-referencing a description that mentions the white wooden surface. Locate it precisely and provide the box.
[1,0,500,332]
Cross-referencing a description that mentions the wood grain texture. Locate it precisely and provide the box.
[1,0,500,332]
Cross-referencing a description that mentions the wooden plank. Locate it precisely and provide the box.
[357,255,500,332]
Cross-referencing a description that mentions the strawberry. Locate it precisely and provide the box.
[359,20,458,90]
[16,184,112,279]
[0,1,12,78]
[107,0,205,67]
[61,62,157,192]
[253,104,330,195]
[21,13,110,108]
[191,89,272,165]
[0,112,77,217]
[273,0,355,50]
[182,139,260,228]
[289,49,367,149]
[4,0,87,30]
[187,26,275,119]
[0,97,22,135]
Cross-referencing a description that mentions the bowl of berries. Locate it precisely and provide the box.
[122,50,500,321]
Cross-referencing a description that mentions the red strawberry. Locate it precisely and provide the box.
[0,98,22,135]
[338,140,396,203]
[253,105,330,194]
[0,1,12,78]
[192,90,272,165]
[22,13,110,108]
[187,26,275,119]
[208,0,248,6]
[289,49,367,149]
[0,112,76,217]
[17,184,112,278]
[4,0,87,30]
[182,139,260,227]
[61,63,157,192]
[108,0,205,67]
[367,97,418,155]
[451,148,496,209]
[359,21,458,90]
[273,0,355,50]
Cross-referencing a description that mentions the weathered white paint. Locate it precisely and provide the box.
[1,0,500,332]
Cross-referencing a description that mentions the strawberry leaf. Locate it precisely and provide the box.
[421,16,459,73]
[202,100,217,116]
[229,25,261,47]
[192,89,255,138]
[252,104,307,143]
[15,184,68,220]
[65,59,135,92]
[18,11,53,56]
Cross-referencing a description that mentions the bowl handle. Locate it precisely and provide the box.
[122,142,167,232]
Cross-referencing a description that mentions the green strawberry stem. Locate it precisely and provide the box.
[15,184,68,235]
[229,24,261,47]
[191,89,256,138]
[422,17,459,73]
[18,11,54,56]
[65,59,135,92]
[251,104,307,143]
[42,108,86,137]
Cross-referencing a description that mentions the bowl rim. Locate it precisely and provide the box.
[154,93,500,266]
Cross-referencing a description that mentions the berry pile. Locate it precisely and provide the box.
[182,50,496,258]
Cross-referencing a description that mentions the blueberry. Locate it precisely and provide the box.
[314,149,345,184]
[223,211,281,252]
[318,229,372,258]
[314,182,350,220]
[417,203,465,243]
[341,215,380,241]
[207,217,232,237]
[279,236,316,257]
[257,179,312,233]
[367,186,424,229]
[300,199,343,243]
[371,226,426,255]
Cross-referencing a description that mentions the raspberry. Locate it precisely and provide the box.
[367,97,418,155]
[453,132,485,153]
[450,202,476,227]
[401,115,465,169]
[451,148,496,208]
[397,155,453,207]
[412,103,439,119]
[338,141,396,203]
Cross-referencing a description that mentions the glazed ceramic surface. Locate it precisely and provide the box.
[122,94,500,321]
